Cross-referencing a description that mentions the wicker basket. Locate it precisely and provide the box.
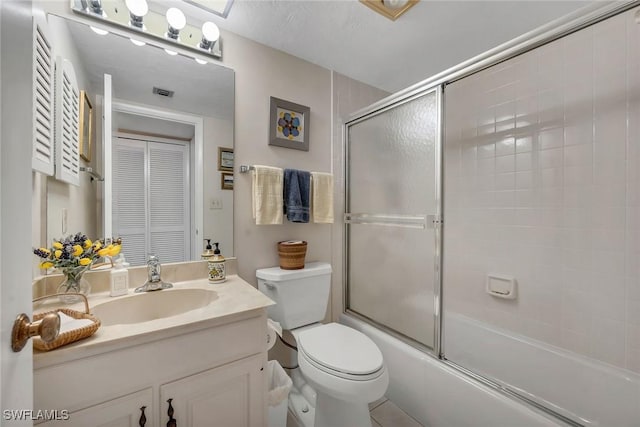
[32,293,101,351]
[277,240,307,270]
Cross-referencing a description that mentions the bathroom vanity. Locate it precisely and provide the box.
[33,274,274,426]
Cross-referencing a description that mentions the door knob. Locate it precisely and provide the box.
[11,312,60,352]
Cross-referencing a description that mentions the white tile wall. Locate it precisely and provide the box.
[444,8,640,374]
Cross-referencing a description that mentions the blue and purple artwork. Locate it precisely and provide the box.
[276,107,305,142]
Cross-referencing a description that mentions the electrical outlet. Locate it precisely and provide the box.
[210,199,223,210]
[62,208,68,234]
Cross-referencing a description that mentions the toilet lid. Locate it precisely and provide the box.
[297,323,383,376]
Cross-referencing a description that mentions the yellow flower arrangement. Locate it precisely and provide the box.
[33,233,122,272]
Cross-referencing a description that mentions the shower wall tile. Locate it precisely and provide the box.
[444,9,638,375]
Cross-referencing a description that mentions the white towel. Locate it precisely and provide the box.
[311,172,334,224]
[58,311,94,334]
[252,165,284,225]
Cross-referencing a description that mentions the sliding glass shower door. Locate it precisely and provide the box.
[344,88,441,350]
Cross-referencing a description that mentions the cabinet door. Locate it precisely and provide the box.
[39,388,152,427]
[160,354,265,427]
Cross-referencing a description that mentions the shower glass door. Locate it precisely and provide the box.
[344,87,441,350]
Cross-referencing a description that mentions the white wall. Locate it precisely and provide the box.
[203,115,234,257]
[221,31,333,287]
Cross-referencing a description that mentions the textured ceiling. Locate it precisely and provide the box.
[168,0,593,92]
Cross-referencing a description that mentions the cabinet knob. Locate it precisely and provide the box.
[167,398,177,427]
[138,406,147,427]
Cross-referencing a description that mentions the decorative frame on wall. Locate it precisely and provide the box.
[269,96,310,151]
[79,90,93,162]
[221,172,234,190]
[218,147,234,172]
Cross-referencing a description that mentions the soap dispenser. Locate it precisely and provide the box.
[202,239,215,260]
[208,242,226,283]
[110,255,129,297]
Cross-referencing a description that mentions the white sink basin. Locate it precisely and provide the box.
[92,288,218,326]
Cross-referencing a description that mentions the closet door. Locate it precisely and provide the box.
[112,137,190,266]
[113,139,147,267]
[149,142,190,264]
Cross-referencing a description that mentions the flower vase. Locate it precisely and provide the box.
[57,267,91,304]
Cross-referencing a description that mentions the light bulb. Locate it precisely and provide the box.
[90,26,109,36]
[166,7,186,30]
[199,21,220,50]
[202,22,219,43]
[164,49,178,56]
[125,0,148,18]
[383,0,409,10]
[126,0,148,28]
[130,38,146,46]
[195,58,207,65]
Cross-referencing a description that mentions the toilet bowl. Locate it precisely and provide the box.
[257,263,389,427]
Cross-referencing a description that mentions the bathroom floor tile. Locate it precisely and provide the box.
[371,400,424,427]
[369,396,388,411]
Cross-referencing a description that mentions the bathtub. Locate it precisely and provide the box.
[340,313,640,427]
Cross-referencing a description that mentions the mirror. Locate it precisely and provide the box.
[36,14,234,266]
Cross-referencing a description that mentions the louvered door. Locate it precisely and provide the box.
[55,57,80,186]
[113,137,190,266]
[113,139,147,267]
[32,17,54,175]
[149,142,190,264]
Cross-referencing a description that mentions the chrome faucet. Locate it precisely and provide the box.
[134,255,173,292]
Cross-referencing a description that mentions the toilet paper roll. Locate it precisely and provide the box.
[267,318,283,350]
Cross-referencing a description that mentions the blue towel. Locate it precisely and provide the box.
[283,169,311,223]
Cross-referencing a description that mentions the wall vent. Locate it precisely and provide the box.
[153,87,174,98]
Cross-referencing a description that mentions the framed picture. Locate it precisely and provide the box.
[269,96,310,151]
[221,172,234,190]
[218,147,234,172]
[79,90,93,162]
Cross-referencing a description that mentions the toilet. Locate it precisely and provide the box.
[257,262,388,427]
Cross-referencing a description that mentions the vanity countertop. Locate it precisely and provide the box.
[33,275,274,369]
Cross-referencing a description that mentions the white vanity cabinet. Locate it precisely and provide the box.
[34,310,268,427]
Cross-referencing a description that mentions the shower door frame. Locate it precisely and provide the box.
[343,86,444,357]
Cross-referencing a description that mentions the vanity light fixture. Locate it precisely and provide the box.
[125,0,148,29]
[71,0,222,59]
[195,58,208,65]
[359,0,418,21]
[166,7,186,41]
[199,22,220,51]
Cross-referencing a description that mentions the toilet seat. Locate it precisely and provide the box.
[297,323,384,381]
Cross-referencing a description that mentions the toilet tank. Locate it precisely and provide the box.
[257,262,332,330]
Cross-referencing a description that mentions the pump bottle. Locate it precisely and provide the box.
[208,242,226,283]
